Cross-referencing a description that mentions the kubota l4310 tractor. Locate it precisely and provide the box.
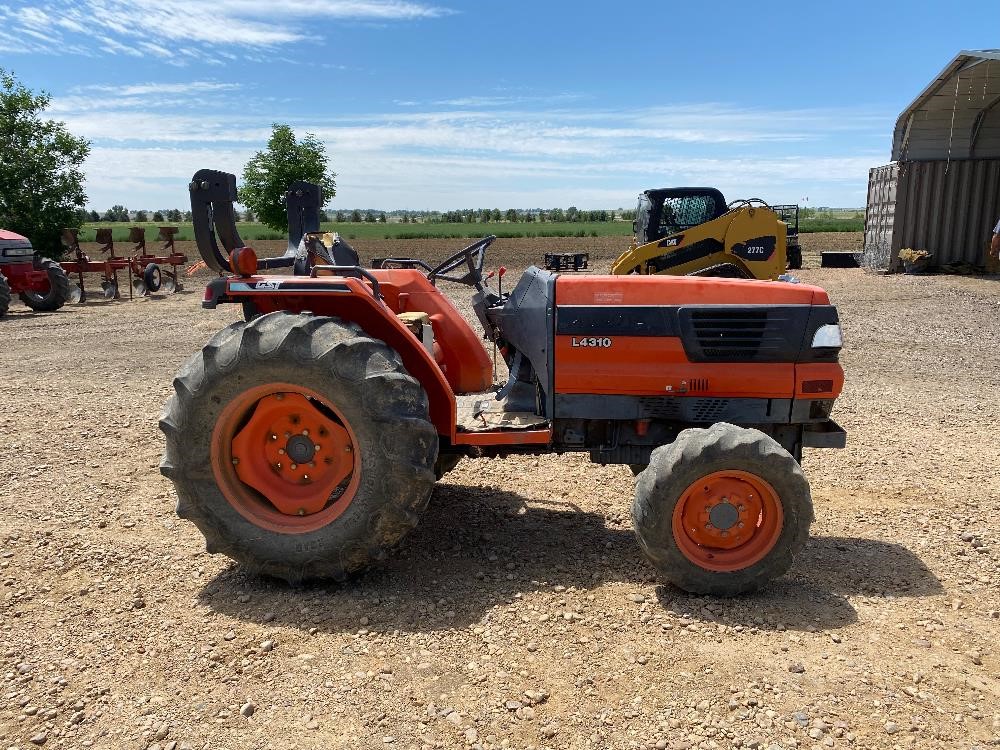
[160,170,846,596]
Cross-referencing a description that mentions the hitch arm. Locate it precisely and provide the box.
[189,169,244,273]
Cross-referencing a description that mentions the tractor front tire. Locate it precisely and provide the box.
[159,311,439,583]
[19,259,70,311]
[787,246,803,270]
[0,274,10,317]
[632,423,812,596]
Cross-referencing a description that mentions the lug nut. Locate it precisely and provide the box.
[290,463,297,470]
[278,448,285,455]
[314,444,321,451]
[232,457,239,465]
[270,434,277,441]
[345,445,352,453]
[302,429,309,436]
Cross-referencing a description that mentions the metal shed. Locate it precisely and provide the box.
[864,49,1000,270]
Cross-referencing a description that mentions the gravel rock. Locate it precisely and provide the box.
[2,238,999,750]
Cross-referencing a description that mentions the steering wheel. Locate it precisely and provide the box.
[427,235,495,288]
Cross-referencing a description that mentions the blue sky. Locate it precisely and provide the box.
[1,0,997,211]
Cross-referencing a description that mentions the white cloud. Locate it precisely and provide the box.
[59,85,885,209]
[0,0,451,61]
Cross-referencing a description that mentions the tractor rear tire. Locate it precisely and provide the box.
[0,274,10,317]
[159,311,439,583]
[787,246,803,270]
[632,423,812,596]
[19,259,70,312]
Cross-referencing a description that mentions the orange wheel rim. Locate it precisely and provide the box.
[671,470,783,572]
[210,382,360,534]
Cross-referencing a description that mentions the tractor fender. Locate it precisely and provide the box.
[223,275,459,440]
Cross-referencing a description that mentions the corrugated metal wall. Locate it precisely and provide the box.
[864,159,1000,268]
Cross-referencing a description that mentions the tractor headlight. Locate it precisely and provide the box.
[812,323,843,348]
[2,246,34,257]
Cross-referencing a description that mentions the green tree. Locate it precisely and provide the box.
[566,206,579,222]
[364,212,376,223]
[152,211,164,222]
[334,210,346,222]
[504,209,518,222]
[102,205,129,222]
[134,209,148,222]
[243,209,255,222]
[378,212,387,223]
[318,209,329,222]
[240,123,337,231]
[88,210,100,222]
[350,209,362,222]
[0,69,90,257]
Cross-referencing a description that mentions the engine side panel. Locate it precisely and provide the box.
[552,274,843,409]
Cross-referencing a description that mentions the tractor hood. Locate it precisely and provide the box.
[0,229,34,260]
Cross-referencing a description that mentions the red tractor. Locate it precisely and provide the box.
[160,170,846,596]
[0,229,71,317]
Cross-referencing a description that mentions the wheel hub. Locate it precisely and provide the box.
[230,393,354,516]
[285,434,316,464]
[671,470,784,572]
[708,501,740,531]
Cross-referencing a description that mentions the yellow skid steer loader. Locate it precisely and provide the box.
[612,188,792,280]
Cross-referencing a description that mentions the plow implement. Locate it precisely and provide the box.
[60,226,187,302]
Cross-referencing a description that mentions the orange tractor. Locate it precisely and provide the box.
[160,170,846,596]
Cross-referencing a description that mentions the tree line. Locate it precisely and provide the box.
[81,206,636,224]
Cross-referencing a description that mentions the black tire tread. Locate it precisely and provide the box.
[159,311,438,583]
[0,274,10,317]
[632,422,813,596]
[19,259,70,311]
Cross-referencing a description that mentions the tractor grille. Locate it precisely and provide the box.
[689,398,729,422]
[691,310,770,359]
[638,397,731,422]
[679,306,809,363]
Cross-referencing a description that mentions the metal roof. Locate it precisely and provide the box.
[893,50,1000,161]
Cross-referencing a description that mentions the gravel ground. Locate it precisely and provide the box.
[1,233,998,750]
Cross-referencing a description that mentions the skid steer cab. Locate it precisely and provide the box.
[161,169,847,597]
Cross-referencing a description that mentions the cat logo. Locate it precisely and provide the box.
[657,235,683,248]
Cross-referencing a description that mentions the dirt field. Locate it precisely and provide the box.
[1,232,998,750]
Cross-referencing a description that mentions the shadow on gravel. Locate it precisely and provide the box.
[198,483,942,634]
